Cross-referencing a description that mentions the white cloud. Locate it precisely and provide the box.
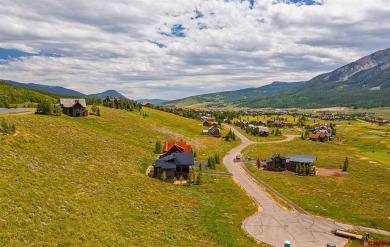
[0,0,389,99]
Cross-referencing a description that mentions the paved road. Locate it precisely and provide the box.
[223,128,350,247]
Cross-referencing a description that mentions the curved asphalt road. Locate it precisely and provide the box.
[223,127,353,247]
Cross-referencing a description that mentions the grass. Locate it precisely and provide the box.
[0,107,257,246]
[344,231,390,247]
[244,119,390,231]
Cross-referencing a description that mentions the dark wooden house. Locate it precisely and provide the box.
[208,125,221,137]
[153,152,194,180]
[266,153,316,172]
[103,96,121,109]
[60,98,88,117]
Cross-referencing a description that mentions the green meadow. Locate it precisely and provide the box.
[0,107,257,246]
[244,119,390,231]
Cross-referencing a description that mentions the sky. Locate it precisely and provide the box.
[0,0,389,100]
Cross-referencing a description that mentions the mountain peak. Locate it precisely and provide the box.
[323,48,390,82]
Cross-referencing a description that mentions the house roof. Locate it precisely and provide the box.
[309,133,327,139]
[163,141,192,153]
[153,152,194,169]
[286,154,316,163]
[60,98,87,108]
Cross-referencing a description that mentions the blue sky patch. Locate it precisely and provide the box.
[192,10,203,19]
[160,24,186,38]
[147,40,166,48]
[0,48,62,61]
[171,24,185,37]
[287,0,322,5]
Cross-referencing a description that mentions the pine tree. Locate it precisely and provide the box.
[1,118,9,134]
[343,156,349,171]
[306,165,310,176]
[96,107,101,116]
[155,141,162,154]
[214,154,220,164]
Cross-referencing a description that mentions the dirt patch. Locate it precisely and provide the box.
[316,167,349,177]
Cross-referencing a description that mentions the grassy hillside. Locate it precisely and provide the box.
[0,107,258,246]
[0,81,58,107]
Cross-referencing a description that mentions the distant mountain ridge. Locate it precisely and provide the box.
[3,80,128,99]
[136,99,167,104]
[89,90,128,100]
[164,48,390,108]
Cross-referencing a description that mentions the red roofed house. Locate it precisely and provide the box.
[203,121,218,127]
[309,133,328,142]
[160,141,192,158]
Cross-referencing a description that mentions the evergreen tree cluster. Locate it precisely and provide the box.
[296,164,316,176]
[225,129,236,141]
[207,154,221,169]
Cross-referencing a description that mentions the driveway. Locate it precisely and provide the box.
[223,127,349,247]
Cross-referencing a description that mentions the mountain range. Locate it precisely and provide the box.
[164,48,390,108]
[3,80,128,100]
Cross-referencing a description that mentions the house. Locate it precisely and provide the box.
[309,133,330,142]
[203,120,218,127]
[103,96,121,109]
[153,152,194,180]
[208,125,221,137]
[266,154,286,171]
[59,98,88,117]
[160,141,192,158]
[266,153,316,172]
[141,102,151,107]
[256,126,270,137]
[202,125,221,137]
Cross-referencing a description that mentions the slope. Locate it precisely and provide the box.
[0,80,58,107]
[4,80,86,97]
[0,107,258,246]
[165,81,304,108]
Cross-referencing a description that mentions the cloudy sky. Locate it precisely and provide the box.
[1,0,389,100]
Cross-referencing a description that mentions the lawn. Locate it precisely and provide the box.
[0,107,257,246]
[245,120,390,231]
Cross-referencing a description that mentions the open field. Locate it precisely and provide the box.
[0,107,257,246]
[244,119,390,231]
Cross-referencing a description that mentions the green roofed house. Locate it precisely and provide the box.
[266,153,316,172]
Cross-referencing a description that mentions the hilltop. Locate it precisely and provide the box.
[165,48,390,108]
[3,80,127,100]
